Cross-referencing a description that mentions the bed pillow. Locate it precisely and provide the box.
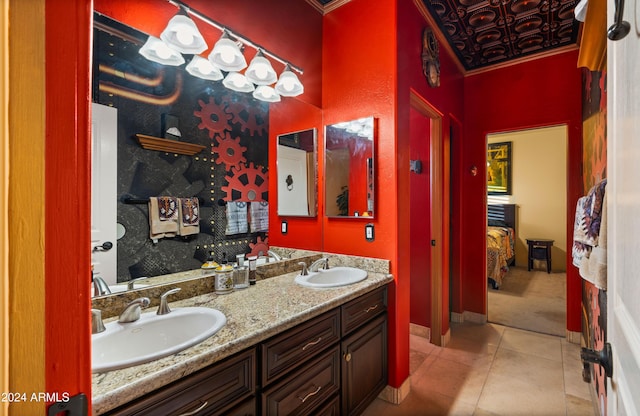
[488,219,508,227]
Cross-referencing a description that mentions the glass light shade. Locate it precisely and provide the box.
[160,14,208,54]
[139,36,185,66]
[223,72,255,93]
[186,56,223,81]
[274,66,304,97]
[245,50,277,85]
[209,33,247,72]
[253,85,281,103]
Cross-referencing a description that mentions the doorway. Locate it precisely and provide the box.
[486,125,568,337]
[408,91,449,346]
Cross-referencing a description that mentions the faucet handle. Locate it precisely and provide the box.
[157,288,181,315]
[298,261,308,276]
[91,309,106,334]
[127,276,147,290]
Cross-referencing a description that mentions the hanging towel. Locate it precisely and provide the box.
[572,196,591,267]
[178,197,200,236]
[148,196,179,243]
[250,202,269,232]
[580,191,607,290]
[225,202,248,235]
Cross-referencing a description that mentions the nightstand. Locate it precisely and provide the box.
[526,239,554,273]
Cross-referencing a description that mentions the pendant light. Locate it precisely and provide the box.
[160,9,208,54]
[274,64,304,97]
[245,50,277,86]
[209,31,247,72]
[223,72,255,93]
[139,36,185,66]
[186,55,223,81]
[253,85,281,103]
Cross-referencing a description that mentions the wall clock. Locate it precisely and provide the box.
[422,28,440,88]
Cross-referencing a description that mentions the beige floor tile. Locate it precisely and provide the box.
[451,322,505,347]
[490,348,564,390]
[439,336,498,368]
[363,388,476,416]
[411,333,440,355]
[566,394,597,416]
[477,372,566,415]
[411,349,429,374]
[411,357,488,406]
[563,363,592,401]
[499,327,563,362]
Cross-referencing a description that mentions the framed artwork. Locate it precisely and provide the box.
[487,141,512,195]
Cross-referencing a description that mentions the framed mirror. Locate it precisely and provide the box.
[324,117,375,218]
[277,128,318,216]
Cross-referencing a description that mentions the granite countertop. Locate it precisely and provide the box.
[92,269,394,415]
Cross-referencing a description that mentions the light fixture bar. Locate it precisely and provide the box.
[168,0,304,75]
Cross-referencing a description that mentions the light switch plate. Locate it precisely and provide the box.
[281,220,288,234]
[365,223,375,242]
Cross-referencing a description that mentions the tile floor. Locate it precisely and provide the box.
[363,322,596,416]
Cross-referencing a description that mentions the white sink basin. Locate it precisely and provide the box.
[294,266,368,288]
[92,307,226,373]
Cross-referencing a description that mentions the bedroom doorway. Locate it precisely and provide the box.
[486,125,568,337]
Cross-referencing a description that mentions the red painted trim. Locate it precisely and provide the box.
[45,1,93,410]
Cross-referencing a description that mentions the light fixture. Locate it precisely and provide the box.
[186,55,223,80]
[253,85,281,103]
[139,36,185,66]
[245,50,277,86]
[140,0,305,100]
[160,9,208,54]
[209,31,247,72]
[275,65,304,97]
[223,72,255,93]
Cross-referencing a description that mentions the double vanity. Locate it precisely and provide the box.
[92,253,393,415]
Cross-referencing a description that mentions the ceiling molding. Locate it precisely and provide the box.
[305,0,352,15]
[414,0,468,75]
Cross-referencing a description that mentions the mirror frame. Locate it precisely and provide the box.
[276,128,318,217]
[324,117,375,219]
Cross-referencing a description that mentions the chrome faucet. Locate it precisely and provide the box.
[267,250,282,261]
[298,261,309,276]
[309,258,329,272]
[91,309,106,334]
[127,276,147,290]
[157,288,181,315]
[118,297,150,323]
[92,276,112,297]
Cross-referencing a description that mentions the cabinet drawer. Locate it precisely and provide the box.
[226,396,256,416]
[262,347,341,416]
[341,286,387,336]
[103,348,256,416]
[313,394,340,416]
[261,309,340,385]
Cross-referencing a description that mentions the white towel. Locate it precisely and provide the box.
[572,196,591,267]
[225,202,248,235]
[579,191,607,290]
[148,197,178,243]
[250,202,269,232]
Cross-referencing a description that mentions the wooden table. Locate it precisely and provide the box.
[526,238,554,273]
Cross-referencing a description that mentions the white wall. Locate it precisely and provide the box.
[488,125,568,271]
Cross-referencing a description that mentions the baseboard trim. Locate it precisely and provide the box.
[450,312,464,323]
[409,323,430,340]
[566,330,581,344]
[378,376,411,404]
[441,327,451,346]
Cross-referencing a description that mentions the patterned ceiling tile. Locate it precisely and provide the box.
[422,0,581,70]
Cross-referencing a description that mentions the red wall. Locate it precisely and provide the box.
[462,51,583,331]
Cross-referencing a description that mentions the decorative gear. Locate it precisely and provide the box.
[248,236,269,258]
[193,96,232,138]
[221,162,269,202]
[213,131,247,171]
[226,95,268,137]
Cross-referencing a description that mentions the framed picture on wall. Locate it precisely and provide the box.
[487,141,512,195]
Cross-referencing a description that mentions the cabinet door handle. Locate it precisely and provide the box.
[344,352,352,362]
[178,401,208,416]
[364,304,378,313]
[302,337,322,351]
[298,385,322,403]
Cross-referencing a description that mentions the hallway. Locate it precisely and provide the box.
[363,322,596,415]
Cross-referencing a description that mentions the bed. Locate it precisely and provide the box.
[487,204,516,289]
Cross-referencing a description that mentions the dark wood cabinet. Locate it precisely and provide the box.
[103,348,256,416]
[341,314,387,416]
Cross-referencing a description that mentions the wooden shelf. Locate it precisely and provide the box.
[135,134,206,156]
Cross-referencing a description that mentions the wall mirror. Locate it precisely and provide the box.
[277,128,318,216]
[324,117,375,218]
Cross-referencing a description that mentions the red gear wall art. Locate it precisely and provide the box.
[226,95,268,137]
[221,162,269,202]
[193,96,233,138]
[213,131,247,171]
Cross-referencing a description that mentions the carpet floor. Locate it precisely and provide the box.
[488,266,566,336]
